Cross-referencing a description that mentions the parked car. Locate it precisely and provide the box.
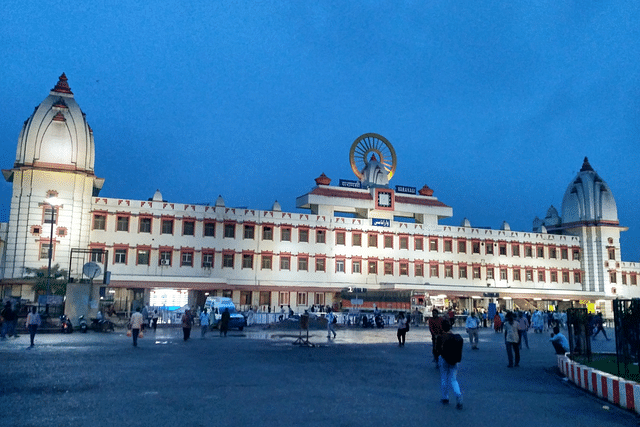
[204,297,246,331]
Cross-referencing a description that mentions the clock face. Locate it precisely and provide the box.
[377,191,392,208]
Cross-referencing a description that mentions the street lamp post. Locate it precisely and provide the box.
[45,197,61,297]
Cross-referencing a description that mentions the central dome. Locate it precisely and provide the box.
[14,73,95,173]
[561,157,618,225]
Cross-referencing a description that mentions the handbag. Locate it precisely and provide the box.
[126,329,132,337]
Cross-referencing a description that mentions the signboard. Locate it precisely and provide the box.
[395,185,416,194]
[37,295,64,306]
[483,292,500,298]
[350,298,364,305]
[372,218,390,227]
[340,179,362,189]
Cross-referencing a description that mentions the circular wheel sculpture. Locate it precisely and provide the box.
[349,133,397,180]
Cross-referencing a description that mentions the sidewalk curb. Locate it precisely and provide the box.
[558,353,640,414]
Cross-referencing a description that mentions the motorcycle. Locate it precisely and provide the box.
[91,317,115,332]
[78,315,88,333]
[374,314,385,328]
[60,315,74,334]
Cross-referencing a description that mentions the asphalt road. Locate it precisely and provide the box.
[1,324,636,427]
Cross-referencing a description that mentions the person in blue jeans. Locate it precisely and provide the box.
[435,319,463,410]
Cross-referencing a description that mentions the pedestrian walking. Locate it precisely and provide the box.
[130,307,144,347]
[465,311,480,350]
[326,308,337,339]
[200,308,210,339]
[220,308,230,337]
[1,301,18,339]
[152,310,159,332]
[396,312,408,346]
[517,311,530,349]
[434,319,463,410]
[592,312,610,340]
[504,311,520,367]
[429,309,444,364]
[182,309,193,341]
[26,306,41,347]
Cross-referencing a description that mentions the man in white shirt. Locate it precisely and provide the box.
[465,311,480,350]
[200,309,210,338]
[130,307,144,347]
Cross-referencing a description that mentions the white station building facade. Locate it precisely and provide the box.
[1,74,638,319]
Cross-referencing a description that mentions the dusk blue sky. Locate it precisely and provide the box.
[2,1,639,261]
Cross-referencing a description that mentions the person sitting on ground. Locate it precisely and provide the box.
[550,326,569,355]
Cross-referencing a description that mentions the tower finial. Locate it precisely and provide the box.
[52,73,73,94]
[580,157,594,172]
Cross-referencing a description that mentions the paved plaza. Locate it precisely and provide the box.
[0,323,636,427]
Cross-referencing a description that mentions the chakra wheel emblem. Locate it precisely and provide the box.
[349,133,397,180]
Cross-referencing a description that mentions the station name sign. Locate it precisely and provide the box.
[339,179,362,189]
[372,218,390,227]
[395,185,416,194]
[483,292,500,298]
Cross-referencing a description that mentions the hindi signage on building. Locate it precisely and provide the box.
[372,218,390,227]
[340,179,362,189]
[395,185,416,194]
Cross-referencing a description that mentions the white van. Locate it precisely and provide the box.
[204,297,246,331]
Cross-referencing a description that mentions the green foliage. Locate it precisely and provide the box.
[24,264,68,296]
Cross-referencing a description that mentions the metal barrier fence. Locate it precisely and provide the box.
[613,298,640,379]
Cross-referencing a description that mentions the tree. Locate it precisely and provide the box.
[24,264,68,296]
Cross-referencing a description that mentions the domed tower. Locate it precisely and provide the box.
[2,74,104,281]
[559,157,625,295]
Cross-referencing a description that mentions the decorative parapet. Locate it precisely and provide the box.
[557,353,640,414]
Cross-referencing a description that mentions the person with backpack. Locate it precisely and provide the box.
[434,319,463,410]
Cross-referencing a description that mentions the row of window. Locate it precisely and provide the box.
[91,213,580,260]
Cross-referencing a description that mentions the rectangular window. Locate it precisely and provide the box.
[299,229,309,243]
[280,256,290,270]
[223,253,234,268]
[368,234,377,248]
[244,225,255,239]
[40,243,51,260]
[352,233,362,246]
[316,230,326,244]
[279,292,290,306]
[430,264,438,277]
[473,267,481,279]
[336,231,345,245]
[444,240,452,252]
[202,253,214,268]
[512,244,520,257]
[204,221,215,237]
[93,214,106,230]
[336,259,345,272]
[281,227,291,241]
[486,242,493,255]
[260,291,271,306]
[459,266,467,279]
[561,248,568,260]
[314,293,324,306]
[262,226,273,240]
[525,246,532,257]
[384,262,393,275]
[430,239,438,251]
[90,249,104,263]
[574,272,581,283]
[623,274,628,285]
[159,251,172,266]
[352,260,361,273]
[298,257,308,271]
[500,269,507,280]
[224,223,235,238]
[181,251,193,267]
[368,260,377,274]
[399,263,408,276]
[610,272,617,283]
[44,206,58,224]
[458,240,466,253]
[241,291,252,305]
[183,220,195,236]
[526,270,533,281]
[116,216,129,232]
[472,242,480,254]
[551,271,558,282]
[537,246,544,258]
[538,271,545,282]
[162,219,174,235]
[315,258,325,272]
[115,249,127,264]
[399,236,408,249]
[549,247,557,259]
[137,249,150,265]
[139,217,151,233]
[261,255,272,270]
[384,235,393,249]
[415,237,423,251]
[297,293,307,306]
[499,244,507,256]
[572,249,580,261]
[242,254,254,269]
[445,265,453,278]
[513,269,521,281]
[608,248,615,260]
[562,272,569,283]
[486,268,494,280]
[415,263,424,277]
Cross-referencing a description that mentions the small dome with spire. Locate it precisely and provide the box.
[271,200,282,211]
[215,195,225,207]
[152,189,163,202]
